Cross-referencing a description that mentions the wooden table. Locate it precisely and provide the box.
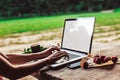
[37,42,120,80]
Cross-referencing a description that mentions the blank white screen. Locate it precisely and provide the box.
[62,17,95,53]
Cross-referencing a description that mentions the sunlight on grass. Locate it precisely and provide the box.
[0,12,120,37]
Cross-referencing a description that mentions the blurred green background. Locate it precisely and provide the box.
[0,0,120,37]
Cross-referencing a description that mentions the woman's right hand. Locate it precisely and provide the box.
[46,51,68,64]
[40,46,60,58]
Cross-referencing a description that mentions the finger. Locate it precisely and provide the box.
[52,50,58,54]
[52,50,55,54]
[51,51,63,58]
[52,46,60,51]
[54,51,68,57]
[53,42,60,48]
[57,42,60,47]
[60,51,68,56]
[56,51,68,57]
[50,51,68,59]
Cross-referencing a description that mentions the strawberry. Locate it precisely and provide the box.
[83,62,89,69]
[100,55,106,62]
[111,56,118,63]
[103,57,111,63]
[95,57,102,64]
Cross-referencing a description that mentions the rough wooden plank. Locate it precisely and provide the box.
[39,42,120,80]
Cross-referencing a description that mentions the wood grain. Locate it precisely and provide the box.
[38,42,120,80]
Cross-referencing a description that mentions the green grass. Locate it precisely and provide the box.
[0,12,120,37]
[114,8,120,12]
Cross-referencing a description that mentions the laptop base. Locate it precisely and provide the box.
[67,62,80,69]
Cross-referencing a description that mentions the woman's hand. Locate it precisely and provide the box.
[41,46,60,57]
[46,51,68,64]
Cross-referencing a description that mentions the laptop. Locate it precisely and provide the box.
[50,17,95,68]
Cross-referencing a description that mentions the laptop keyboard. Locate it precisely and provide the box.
[55,53,81,64]
[61,49,81,60]
[68,53,81,60]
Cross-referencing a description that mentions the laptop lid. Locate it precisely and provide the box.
[61,17,95,54]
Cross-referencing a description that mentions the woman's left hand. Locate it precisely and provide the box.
[41,46,60,57]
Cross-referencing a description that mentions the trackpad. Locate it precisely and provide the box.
[68,53,81,59]
[55,53,80,64]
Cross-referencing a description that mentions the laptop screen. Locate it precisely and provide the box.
[61,17,95,53]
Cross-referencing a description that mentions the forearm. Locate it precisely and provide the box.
[6,51,48,64]
[12,58,49,79]
[0,50,66,79]
[0,57,49,80]
[1,46,59,64]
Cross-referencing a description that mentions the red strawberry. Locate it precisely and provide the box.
[94,57,97,63]
[103,57,111,63]
[111,56,118,63]
[95,57,102,64]
[100,55,106,62]
[83,62,89,69]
